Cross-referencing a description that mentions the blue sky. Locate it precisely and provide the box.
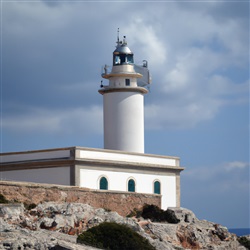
[1,1,249,229]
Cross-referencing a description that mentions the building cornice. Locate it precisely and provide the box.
[98,87,148,95]
[0,146,184,173]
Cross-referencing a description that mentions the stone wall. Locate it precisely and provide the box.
[0,181,161,216]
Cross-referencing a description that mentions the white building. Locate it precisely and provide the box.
[0,34,184,210]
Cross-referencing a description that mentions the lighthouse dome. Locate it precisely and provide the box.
[114,43,133,55]
[113,36,134,65]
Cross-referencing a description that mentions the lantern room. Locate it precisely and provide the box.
[113,36,134,66]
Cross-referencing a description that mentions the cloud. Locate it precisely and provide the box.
[183,161,249,193]
[184,163,221,181]
[133,5,249,130]
[2,105,103,136]
[123,18,167,66]
[224,161,250,171]
[2,1,249,135]
[185,161,249,179]
[145,100,218,130]
[182,159,249,227]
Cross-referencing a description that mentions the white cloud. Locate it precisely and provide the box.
[123,18,167,66]
[225,161,250,171]
[3,1,249,133]
[145,99,217,130]
[129,5,249,130]
[185,161,249,179]
[183,161,249,193]
[184,164,220,181]
[2,105,103,135]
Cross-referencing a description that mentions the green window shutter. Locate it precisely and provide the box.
[100,177,108,190]
[154,181,161,194]
[128,179,135,192]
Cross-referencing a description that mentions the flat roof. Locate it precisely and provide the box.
[0,146,184,172]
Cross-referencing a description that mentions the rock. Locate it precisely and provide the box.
[0,202,247,250]
[213,223,230,240]
[176,224,201,249]
[55,214,75,229]
[139,211,245,250]
[0,204,24,220]
[151,239,179,250]
[0,217,16,232]
[145,223,179,244]
[166,207,197,223]
[40,217,57,230]
[0,229,100,250]
[87,216,104,226]
[238,235,250,250]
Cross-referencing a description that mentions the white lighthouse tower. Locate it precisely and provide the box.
[99,33,150,153]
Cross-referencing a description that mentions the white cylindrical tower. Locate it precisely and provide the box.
[99,35,149,153]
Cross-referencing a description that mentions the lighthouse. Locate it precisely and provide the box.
[99,33,150,153]
[0,32,183,211]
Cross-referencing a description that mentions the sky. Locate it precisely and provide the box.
[0,0,249,229]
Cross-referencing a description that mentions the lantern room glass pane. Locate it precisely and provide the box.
[100,177,108,190]
[127,54,134,64]
[114,55,120,65]
[154,181,161,194]
[113,54,134,66]
[128,179,135,192]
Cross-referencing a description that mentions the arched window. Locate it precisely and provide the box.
[154,181,161,194]
[99,177,108,190]
[128,179,135,192]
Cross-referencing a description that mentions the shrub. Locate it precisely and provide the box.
[0,194,9,204]
[129,204,180,224]
[238,236,250,249]
[141,204,166,222]
[77,222,155,250]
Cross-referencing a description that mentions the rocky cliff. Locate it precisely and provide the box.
[0,202,247,250]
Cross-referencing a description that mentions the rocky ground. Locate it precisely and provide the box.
[0,202,248,250]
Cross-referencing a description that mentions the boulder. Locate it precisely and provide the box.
[166,207,197,223]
